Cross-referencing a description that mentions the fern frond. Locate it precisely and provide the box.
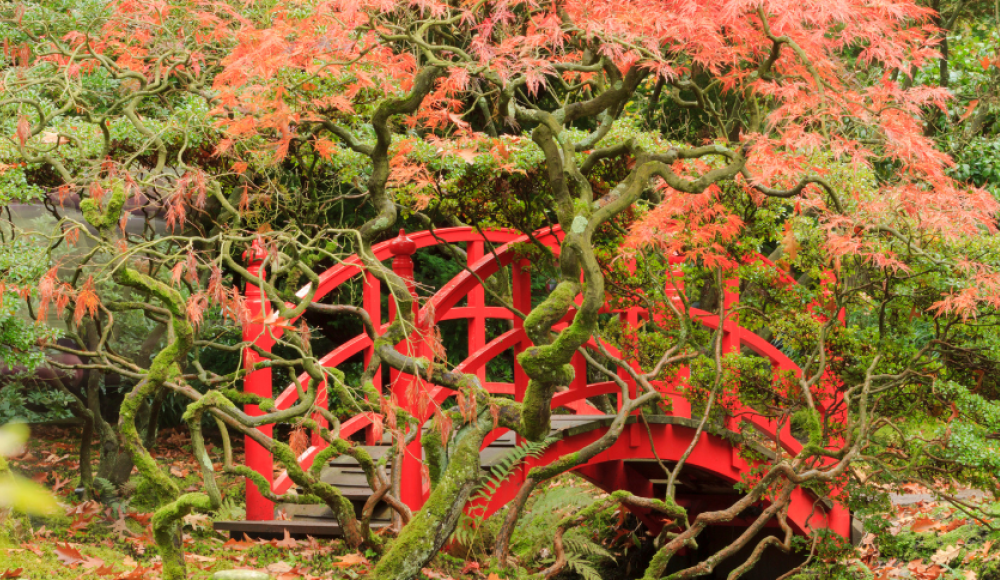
[469,436,556,512]
[566,554,604,580]
[563,534,614,561]
[452,513,478,547]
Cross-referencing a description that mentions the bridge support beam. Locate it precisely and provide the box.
[243,241,274,521]
[389,230,427,511]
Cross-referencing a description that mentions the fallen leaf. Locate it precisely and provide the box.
[82,556,107,570]
[333,553,369,568]
[51,473,71,492]
[1,569,23,579]
[112,517,132,538]
[182,513,212,530]
[460,561,480,574]
[266,562,294,574]
[66,501,102,518]
[69,515,94,532]
[222,538,252,551]
[128,512,153,525]
[54,543,87,565]
[275,529,298,549]
[115,564,150,580]
[910,518,936,533]
[931,545,962,566]
[19,543,42,556]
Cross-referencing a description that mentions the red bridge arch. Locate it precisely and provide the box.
[240,227,850,538]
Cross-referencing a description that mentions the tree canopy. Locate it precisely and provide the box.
[3,0,1000,579]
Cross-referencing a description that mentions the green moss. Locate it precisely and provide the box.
[110,262,197,580]
[517,348,574,384]
[522,281,579,344]
[80,182,127,231]
[153,492,217,580]
[371,416,486,580]
[518,380,557,442]
[219,389,275,411]
[423,425,446,487]
[133,474,173,509]
[0,510,32,542]
[791,408,823,454]
[643,544,674,580]
[980,561,1000,580]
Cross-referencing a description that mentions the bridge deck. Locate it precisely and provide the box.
[213,414,792,538]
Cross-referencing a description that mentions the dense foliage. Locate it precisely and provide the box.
[2,0,1000,579]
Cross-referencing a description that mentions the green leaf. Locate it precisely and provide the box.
[0,423,28,456]
[0,477,59,515]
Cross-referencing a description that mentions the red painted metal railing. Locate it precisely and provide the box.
[240,227,850,537]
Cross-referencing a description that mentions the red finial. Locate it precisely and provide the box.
[242,238,268,263]
[388,228,416,256]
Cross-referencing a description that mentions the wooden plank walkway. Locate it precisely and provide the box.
[213,414,757,538]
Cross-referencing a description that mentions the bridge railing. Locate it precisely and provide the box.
[241,227,844,519]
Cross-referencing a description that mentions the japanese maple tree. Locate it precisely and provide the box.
[4,0,1000,579]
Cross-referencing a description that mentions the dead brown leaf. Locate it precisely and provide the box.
[222,538,253,551]
[40,132,70,145]
[82,556,107,570]
[460,561,480,575]
[19,543,42,556]
[333,553,369,568]
[111,517,132,538]
[931,545,962,566]
[51,473,71,492]
[266,562,294,574]
[127,512,153,525]
[275,529,298,549]
[54,543,87,566]
[114,564,151,580]
[182,513,212,530]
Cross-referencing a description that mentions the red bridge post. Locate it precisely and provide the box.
[388,230,425,510]
[363,271,382,445]
[243,240,274,521]
[512,257,531,483]
[665,267,691,418]
[467,240,487,385]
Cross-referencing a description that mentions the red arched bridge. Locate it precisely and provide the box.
[217,227,850,541]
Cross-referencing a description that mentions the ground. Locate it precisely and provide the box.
[0,425,382,580]
[2,425,1000,580]
[854,484,1000,580]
